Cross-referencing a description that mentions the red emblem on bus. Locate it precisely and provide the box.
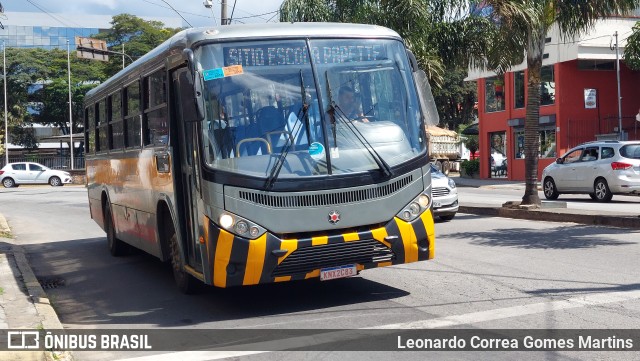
[328,210,340,224]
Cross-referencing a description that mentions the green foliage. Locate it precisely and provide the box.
[625,22,640,71]
[463,135,479,155]
[461,158,480,177]
[92,14,182,77]
[432,67,477,130]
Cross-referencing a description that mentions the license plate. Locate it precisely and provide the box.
[433,200,441,208]
[320,264,357,281]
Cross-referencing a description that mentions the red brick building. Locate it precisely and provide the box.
[468,18,640,180]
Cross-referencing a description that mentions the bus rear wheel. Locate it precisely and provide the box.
[169,231,198,294]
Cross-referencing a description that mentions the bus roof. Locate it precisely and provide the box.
[85,23,402,102]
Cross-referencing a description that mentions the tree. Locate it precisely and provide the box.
[624,21,640,70]
[432,67,477,131]
[472,0,640,206]
[0,48,51,150]
[92,14,182,77]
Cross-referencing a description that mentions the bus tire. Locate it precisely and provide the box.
[104,206,127,257]
[169,229,198,294]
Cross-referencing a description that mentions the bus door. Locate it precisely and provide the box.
[170,67,202,269]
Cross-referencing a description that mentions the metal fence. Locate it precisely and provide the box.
[0,155,85,170]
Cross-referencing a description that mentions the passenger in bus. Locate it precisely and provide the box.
[337,86,368,122]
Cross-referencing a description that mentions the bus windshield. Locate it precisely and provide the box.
[196,38,425,180]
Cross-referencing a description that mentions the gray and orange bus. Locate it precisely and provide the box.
[84,23,438,293]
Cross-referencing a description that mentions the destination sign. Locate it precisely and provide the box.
[224,44,386,67]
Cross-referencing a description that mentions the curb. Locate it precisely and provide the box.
[0,214,74,361]
[459,205,640,229]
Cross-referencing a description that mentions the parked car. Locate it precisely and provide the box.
[0,162,72,188]
[430,164,458,221]
[541,141,640,202]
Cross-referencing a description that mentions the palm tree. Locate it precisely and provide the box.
[624,21,640,71]
[485,0,640,205]
[280,0,640,206]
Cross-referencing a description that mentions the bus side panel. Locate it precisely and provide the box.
[86,150,174,260]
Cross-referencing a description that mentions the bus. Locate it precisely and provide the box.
[84,23,438,293]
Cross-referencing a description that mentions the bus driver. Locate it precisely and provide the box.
[337,86,368,122]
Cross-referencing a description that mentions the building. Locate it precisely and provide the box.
[467,16,640,181]
[0,11,181,167]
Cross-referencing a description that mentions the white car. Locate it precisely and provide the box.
[0,162,72,188]
[430,164,458,221]
[541,141,640,202]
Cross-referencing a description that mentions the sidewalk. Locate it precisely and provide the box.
[0,214,70,361]
[448,172,640,229]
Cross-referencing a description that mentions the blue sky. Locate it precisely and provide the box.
[3,0,284,27]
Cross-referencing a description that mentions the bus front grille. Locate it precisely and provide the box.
[239,175,413,208]
[272,239,395,277]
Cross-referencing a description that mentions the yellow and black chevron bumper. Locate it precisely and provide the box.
[201,210,435,288]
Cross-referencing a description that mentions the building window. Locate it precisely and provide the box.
[540,66,555,106]
[514,71,525,109]
[485,76,505,113]
[514,127,556,159]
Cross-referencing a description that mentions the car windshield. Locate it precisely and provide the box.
[196,38,426,180]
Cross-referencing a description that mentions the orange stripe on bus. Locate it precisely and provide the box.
[371,228,390,248]
[421,211,436,260]
[242,234,267,286]
[394,218,418,263]
[213,230,234,288]
[305,269,320,279]
[274,276,291,283]
[277,239,297,265]
[311,236,328,246]
[343,232,360,242]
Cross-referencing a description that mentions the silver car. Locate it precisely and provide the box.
[0,162,72,188]
[430,164,458,221]
[541,141,640,202]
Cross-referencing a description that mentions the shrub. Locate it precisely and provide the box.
[461,159,480,176]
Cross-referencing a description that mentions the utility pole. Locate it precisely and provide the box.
[122,43,125,70]
[3,41,8,166]
[221,0,228,25]
[67,40,74,170]
[614,31,623,140]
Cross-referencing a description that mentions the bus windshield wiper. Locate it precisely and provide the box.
[264,70,310,190]
[326,78,393,178]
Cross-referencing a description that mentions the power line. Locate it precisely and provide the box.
[232,9,279,20]
[24,0,88,32]
[155,0,192,27]
[142,0,212,19]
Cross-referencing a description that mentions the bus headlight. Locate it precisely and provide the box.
[235,221,249,235]
[219,214,234,229]
[249,226,260,238]
[216,211,266,239]
[396,191,431,222]
[418,194,430,208]
[409,202,421,215]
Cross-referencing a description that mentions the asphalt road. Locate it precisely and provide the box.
[1,186,640,361]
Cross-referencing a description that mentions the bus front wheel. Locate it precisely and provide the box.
[105,206,128,256]
[169,231,198,294]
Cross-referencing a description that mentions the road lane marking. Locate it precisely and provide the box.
[371,288,640,329]
[112,288,640,360]
[115,351,264,361]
